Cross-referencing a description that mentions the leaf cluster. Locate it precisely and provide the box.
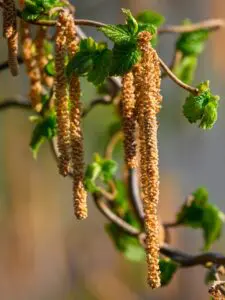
[183,81,220,129]
[176,187,225,250]
[30,109,57,158]
[21,0,65,21]
[84,154,118,193]
[66,9,164,85]
[173,20,209,84]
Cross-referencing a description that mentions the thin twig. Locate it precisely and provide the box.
[82,95,112,118]
[159,57,199,94]
[160,244,225,267]
[0,97,31,110]
[93,193,141,236]
[159,19,225,34]
[127,168,144,224]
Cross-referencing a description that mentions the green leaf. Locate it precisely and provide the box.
[22,0,64,21]
[99,25,133,44]
[44,59,55,76]
[176,20,209,56]
[172,56,197,84]
[136,10,165,27]
[160,258,179,286]
[30,112,57,158]
[105,223,145,262]
[84,162,102,193]
[101,159,118,182]
[205,269,217,284]
[84,155,118,192]
[183,81,220,129]
[176,187,225,250]
[122,8,139,35]
[87,49,112,85]
[110,42,141,76]
[66,38,112,85]
[199,101,219,130]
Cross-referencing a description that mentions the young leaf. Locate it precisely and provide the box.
[159,258,179,286]
[136,10,165,27]
[110,43,141,76]
[183,81,220,129]
[30,112,57,159]
[44,59,55,76]
[84,155,118,192]
[105,223,145,262]
[176,187,225,250]
[87,49,112,85]
[172,55,197,84]
[99,25,133,44]
[176,20,209,56]
[122,8,139,35]
[66,38,112,85]
[84,162,102,193]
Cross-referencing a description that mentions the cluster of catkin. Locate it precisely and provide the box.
[121,31,162,289]
[20,21,53,112]
[2,0,19,76]
[55,11,87,220]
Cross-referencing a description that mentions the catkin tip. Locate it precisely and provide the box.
[73,181,88,220]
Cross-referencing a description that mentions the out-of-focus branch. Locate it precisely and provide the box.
[0,57,23,72]
[0,97,31,110]
[82,95,112,118]
[159,19,225,34]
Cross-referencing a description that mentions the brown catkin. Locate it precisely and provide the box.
[121,72,137,168]
[133,31,162,289]
[55,12,71,176]
[66,13,88,220]
[3,0,19,76]
[209,286,225,299]
[34,27,54,88]
[21,21,42,111]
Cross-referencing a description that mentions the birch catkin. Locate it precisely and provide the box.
[21,22,42,111]
[55,12,71,176]
[133,31,162,289]
[3,0,19,76]
[66,13,88,219]
[121,72,137,168]
[35,27,53,88]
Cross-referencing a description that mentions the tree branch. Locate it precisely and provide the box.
[93,193,140,236]
[159,57,199,94]
[0,57,23,72]
[0,97,31,110]
[82,95,113,118]
[159,19,225,34]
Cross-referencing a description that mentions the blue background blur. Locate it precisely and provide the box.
[0,0,225,299]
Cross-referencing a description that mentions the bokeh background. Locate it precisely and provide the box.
[0,0,225,299]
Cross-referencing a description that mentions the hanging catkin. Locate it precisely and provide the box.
[3,0,19,76]
[121,72,137,168]
[133,31,162,289]
[21,21,42,111]
[66,13,88,220]
[34,27,54,88]
[55,12,71,177]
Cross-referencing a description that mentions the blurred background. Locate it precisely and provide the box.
[0,0,225,299]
